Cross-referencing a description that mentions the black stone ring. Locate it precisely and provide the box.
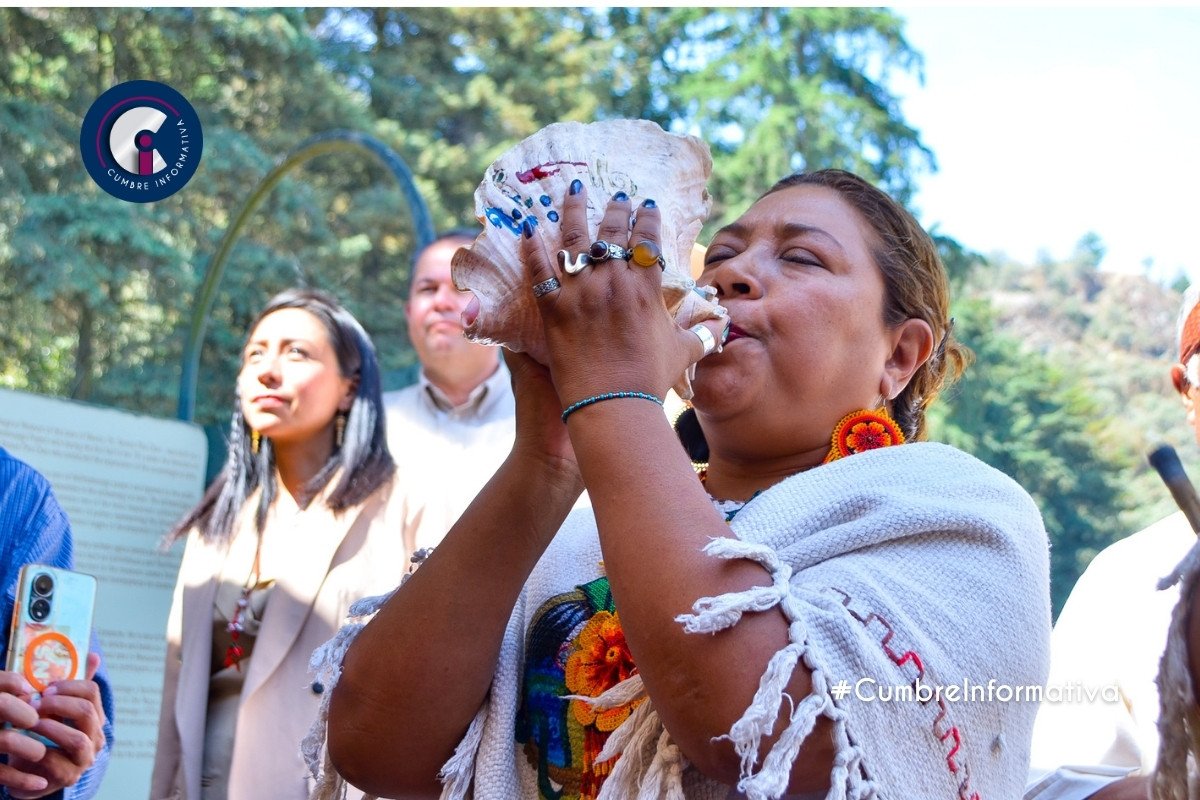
[588,240,630,263]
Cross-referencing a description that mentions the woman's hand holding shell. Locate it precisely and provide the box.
[520,187,725,408]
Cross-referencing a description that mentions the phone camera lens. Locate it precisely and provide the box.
[32,573,54,597]
[30,597,51,622]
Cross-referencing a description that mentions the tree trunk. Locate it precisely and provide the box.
[71,300,94,399]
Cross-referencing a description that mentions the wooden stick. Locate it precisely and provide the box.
[1148,444,1200,537]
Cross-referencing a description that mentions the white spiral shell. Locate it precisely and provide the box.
[451,119,724,398]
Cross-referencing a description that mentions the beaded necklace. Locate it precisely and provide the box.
[698,468,762,523]
[697,411,902,521]
[223,532,262,671]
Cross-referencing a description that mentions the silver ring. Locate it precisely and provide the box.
[532,277,561,298]
[689,324,717,357]
[558,249,591,275]
[588,240,630,263]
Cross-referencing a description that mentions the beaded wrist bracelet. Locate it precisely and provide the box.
[561,391,664,423]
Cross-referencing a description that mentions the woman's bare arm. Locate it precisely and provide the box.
[567,401,834,793]
[528,191,833,793]
[327,354,582,798]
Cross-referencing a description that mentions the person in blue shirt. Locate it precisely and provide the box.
[0,446,114,799]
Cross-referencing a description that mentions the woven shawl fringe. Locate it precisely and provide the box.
[638,729,687,800]
[566,673,647,715]
[1153,539,1200,800]
[673,537,876,800]
[303,588,396,800]
[437,702,490,800]
[567,677,689,800]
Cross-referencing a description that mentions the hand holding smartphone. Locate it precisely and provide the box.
[6,565,96,693]
[2,565,105,798]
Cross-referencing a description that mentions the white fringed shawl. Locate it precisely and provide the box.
[305,442,1051,800]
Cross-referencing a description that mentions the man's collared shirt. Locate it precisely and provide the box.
[382,363,516,554]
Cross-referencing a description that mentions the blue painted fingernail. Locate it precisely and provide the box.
[569,179,583,195]
[612,191,628,202]
[641,198,656,209]
[522,219,534,238]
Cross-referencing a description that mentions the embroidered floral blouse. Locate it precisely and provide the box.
[515,495,750,800]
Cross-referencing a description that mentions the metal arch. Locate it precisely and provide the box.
[176,130,436,421]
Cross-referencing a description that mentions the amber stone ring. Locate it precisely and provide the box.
[630,240,666,270]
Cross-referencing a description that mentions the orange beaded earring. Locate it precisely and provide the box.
[823,407,905,463]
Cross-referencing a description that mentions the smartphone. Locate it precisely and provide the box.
[6,564,96,693]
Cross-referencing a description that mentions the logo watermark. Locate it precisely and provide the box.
[80,80,203,203]
[830,677,1120,704]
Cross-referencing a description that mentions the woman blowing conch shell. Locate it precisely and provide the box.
[305,119,1052,800]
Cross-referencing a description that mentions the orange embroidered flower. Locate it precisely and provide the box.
[825,408,905,462]
[846,420,893,451]
[565,611,640,731]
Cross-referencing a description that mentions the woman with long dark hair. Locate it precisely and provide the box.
[152,288,404,800]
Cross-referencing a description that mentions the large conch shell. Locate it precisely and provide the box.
[452,119,724,400]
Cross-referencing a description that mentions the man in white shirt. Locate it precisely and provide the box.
[1025,285,1200,799]
[384,231,516,556]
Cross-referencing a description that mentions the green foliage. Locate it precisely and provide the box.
[309,8,932,234]
[14,7,1175,620]
[929,243,1193,617]
[3,6,930,429]
[590,8,933,230]
[661,8,932,226]
[1,8,417,424]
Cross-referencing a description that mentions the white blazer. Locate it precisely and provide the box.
[150,477,408,800]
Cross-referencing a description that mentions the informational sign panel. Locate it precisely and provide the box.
[0,388,207,800]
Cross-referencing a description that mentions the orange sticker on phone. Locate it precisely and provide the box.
[23,631,78,692]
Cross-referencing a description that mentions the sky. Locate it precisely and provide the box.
[892,6,1200,282]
